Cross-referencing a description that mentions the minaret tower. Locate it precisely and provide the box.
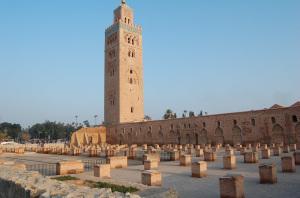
[104,0,144,125]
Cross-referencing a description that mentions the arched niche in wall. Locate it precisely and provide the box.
[158,131,164,144]
[215,127,224,144]
[127,132,132,144]
[119,133,124,145]
[232,126,242,145]
[199,129,208,144]
[271,124,284,144]
[146,131,152,144]
[186,133,191,144]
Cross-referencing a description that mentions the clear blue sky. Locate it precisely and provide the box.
[0,0,299,127]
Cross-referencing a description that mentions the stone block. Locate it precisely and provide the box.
[261,149,271,159]
[15,148,24,154]
[187,148,194,155]
[105,149,115,157]
[204,151,217,162]
[191,161,207,178]
[89,149,97,157]
[212,147,218,152]
[56,161,84,175]
[128,148,136,160]
[273,147,282,156]
[244,152,258,163]
[195,149,204,157]
[223,155,236,169]
[144,160,159,170]
[94,164,111,178]
[281,156,296,172]
[225,149,234,156]
[143,153,160,164]
[294,151,300,165]
[283,145,290,153]
[141,170,162,186]
[142,144,147,150]
[219,174,245,198]
[71,148,80,156]
[170,150,179,161]
[0,161,15,165]
[108,156,128,169]
[239,147,246,155]
[180,155,191,166]
[13,163,27,171]
[259,164,277,184]
[262,144,268,150]
[252,147,259,152]
[290,144,297,152]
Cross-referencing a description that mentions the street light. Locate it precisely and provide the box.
[75,115,78,128]
[94,115,98,127]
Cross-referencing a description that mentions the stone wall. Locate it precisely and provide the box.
[71,126,106,147]
[0,163,140,198]
[107,104,300,146]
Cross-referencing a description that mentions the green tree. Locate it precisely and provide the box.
[83,120,90,127]
[144,115,152,121]
[163,109,176,119]
[189,111,195,117]
[0,131,9,141]
[0,122,22,140]
[29,121,76,140]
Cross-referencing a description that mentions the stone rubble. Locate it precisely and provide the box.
[0,164,140,198]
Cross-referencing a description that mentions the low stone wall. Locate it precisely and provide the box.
[0,163,140,198]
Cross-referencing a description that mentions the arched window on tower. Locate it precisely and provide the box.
[125,17,127,23]
[132,39,134,45]
[131,107,134,113]
[128,51,131,57]
[129,78,133,84]
[128,38,131,44]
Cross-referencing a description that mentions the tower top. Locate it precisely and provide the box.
[121,0,126,5]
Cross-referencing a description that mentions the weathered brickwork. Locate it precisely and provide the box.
[104,1,144,125]
[107,104,300,146]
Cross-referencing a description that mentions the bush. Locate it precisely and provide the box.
[86,180,138,193]
[52,175,79,181]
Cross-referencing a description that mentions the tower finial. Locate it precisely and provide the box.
[121,0,126,5]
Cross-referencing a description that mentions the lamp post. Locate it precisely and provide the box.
[94,115,98,127]
[75,115,78,128]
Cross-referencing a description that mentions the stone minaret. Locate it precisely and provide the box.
[104,0,144,125]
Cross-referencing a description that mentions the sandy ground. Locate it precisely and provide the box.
[1,150,300,198]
